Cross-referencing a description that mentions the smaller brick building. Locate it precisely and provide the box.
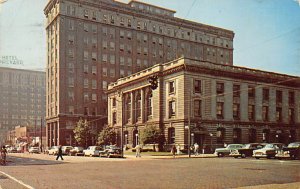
[107,58,300,152]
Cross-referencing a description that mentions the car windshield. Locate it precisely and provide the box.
[244,144,251,148]
[288,143,300,148]
[264,144,274,148]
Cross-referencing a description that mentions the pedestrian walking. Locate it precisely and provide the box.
[176,144,181,155]
[56,145,64,160]
[1,146,7,165]
[135,144,141,158]
[171,145,176,158]
[194,143,199,156]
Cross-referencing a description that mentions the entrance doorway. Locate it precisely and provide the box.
[194,134,205,152]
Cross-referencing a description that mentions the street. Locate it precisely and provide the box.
[0,154,300,189]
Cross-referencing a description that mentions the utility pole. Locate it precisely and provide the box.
[188,91,191,158]
[34,118,37,146]
[121,92,124,158]
[40,118,43,153]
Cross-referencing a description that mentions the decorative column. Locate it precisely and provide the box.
[130,92,134,124]
[141,88,145,123]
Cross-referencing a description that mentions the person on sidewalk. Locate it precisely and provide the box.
[176,144,181,155]
[171,145,176,158]
[135,144,141,158]
[1,146,7,165]
[56,145,64,160]
[194,143,199,156]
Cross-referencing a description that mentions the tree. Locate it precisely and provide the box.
[139,124,165,151]
[97,125,116,145]
[73,118,90,148]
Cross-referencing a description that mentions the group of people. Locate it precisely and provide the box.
[0,146,7,165]
[171,143,200,158]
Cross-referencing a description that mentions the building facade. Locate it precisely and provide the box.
[107,58,300,151]
[0,67,46,144]
[44,0,234,146]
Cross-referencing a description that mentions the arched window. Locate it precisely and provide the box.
[249,128,256,143]
[216,127,225,144]
[146,90,152,119]
[125,94,131,123]
[233,128,242,144]
[135,92,141,121]
[168,127,175,144]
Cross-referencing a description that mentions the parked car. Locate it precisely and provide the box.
[83,146,103,157]
[62,146,73,155]
[8,147,18,153]
[276,142,300,160]
[69,147,84,156]
[29,147,40,154]
[214,144,244,157]
[253,143,284,159]
[230,143,266,158]
[99,146,122,158]
[48,146,59,155]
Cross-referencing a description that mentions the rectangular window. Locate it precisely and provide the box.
[92,93,97,102]
[248,86,255,98]
[276,90,282,103]
[216,82,224,95]
[233,85,240,97]
[84,92,89,102]
[110,55,115,64]
[102,54,107,62]
[169,81,175,94]
[84,64,88,73]
[110,69,115,77]
[120,56,125,65]
[194,80,202,93]
[112,98,116,107]
[69,106,74,114]
[83,51,89,60]
[233,104,240,120]
[217,102,224,119]
[289,91,295,105]
[169,100,176,118]
[276,107,282,122]
[248,105,255,120]
[112,112,117,125]
[83,23,89,32]
[262,106,269,121]
[289,108,294,123]
[102,81,107,89]
[102,67,107,77]
[194,100,201,117]
[92,52,97,60]
[92,80,97,89]
[84,78,89,88]
[92,66,97,75]
[68,77,74,87]
[263,88,269,101]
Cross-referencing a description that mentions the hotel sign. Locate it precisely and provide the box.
[0,56,24,65]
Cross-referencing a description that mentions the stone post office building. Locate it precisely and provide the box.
[107,58,300,151]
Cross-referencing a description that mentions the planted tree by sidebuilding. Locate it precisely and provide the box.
[97,125,116,145]
[139,124,165,151]
[73,118,90,148]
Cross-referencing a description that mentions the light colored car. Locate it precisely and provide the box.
[83,146,103,157]
[276,142,300,160]
[48,146,59,155]
[62,146,73,155]
[214,144,244,157]
[253,143,284,159]
[29,147,40,154]
[69,147,84,156]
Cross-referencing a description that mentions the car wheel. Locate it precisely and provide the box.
[241,154,246,158]
[255,157,260,159]
[217,153,224,157]
[234,156,238,159]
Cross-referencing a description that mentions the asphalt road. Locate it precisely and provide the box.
[0,154,300,189]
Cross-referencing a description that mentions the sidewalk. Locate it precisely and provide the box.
[124,153,217,159]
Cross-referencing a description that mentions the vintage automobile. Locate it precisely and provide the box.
[48,146,59,155]
[62,146,73,155]
[253,143,284,159]
[276,142,300,160]
[28,147,40,154]
[69,147,84,156]
[99,146,122,158]
[230,143,266,158]
[214,144,244,157]
[83,146,103,157]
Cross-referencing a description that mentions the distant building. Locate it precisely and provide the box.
[107,58,300,151]
[0,67,46,144]
[44,0,234,147]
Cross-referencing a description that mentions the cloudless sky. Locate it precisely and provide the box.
[0,0,299,76]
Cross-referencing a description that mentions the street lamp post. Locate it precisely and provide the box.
[135,133,138,146]
[209,133,213,153]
